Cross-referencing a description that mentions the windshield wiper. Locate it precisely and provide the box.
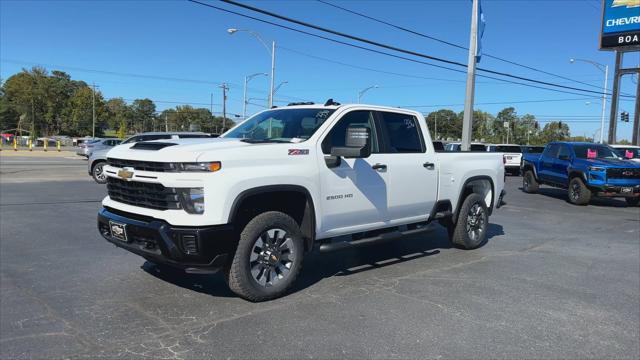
[239,138,292,144]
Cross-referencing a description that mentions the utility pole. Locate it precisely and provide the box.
[165,113,168,132]
[91,83,96,138]
[434,114,438,140]
[461,0,479,151]
[269,40,276,108]
[220,83,228,133]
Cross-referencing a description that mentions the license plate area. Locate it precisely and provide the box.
[109,221,128,242]
[621,187,633,194]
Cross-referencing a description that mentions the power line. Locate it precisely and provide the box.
[315,0,605,92]
[187,0,620,99]
[1,58,309,103]
[214,0,623,98]
[399,96,597,109]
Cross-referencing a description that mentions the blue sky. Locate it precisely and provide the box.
[1,0,638,140]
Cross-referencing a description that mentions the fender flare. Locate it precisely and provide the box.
[228,185,317,251]
[452,175,495,224]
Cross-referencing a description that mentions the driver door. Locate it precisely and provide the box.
[317,110,389,238]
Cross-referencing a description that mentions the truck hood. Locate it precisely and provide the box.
[105,138,252,162]
[575,158,640,168]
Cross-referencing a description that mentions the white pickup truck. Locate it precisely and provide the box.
[97,102,506,301]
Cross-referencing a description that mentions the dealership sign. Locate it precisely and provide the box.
[600,0,640,49]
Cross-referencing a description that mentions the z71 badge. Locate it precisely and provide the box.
[288,149,309,156]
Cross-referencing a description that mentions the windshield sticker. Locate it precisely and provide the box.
[288,149,309,156]
[316,110,331,120]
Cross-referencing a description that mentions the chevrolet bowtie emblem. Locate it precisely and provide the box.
[612,0,640,8]
[117,167,134,180]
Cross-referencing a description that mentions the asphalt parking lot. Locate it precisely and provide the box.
[1,155,639,359]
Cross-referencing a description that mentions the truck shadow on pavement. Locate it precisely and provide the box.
[518,186,631,208]
[141,223,504,299]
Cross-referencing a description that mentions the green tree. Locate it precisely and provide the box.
[540,121,570,143]
[63,86,107,136]
[130,99,156,132]
[105,98,130,131]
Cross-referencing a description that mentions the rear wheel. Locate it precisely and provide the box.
[225,211,304,302]
[92,161,107,184]
[451,193,488,250]
[522,170,539,193]
[568,177,591,205]
[625,197,640,207]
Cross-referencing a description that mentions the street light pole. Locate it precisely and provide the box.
[357,85,379,103]
[228,28,276,108]
[243,73,268,119]
[92,82,96,138]
[570,58,608,143]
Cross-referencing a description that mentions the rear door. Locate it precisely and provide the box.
[317,110,389,236]
[376,111,438,224]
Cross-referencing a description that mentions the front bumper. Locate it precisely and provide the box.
[589,184,640,198]
[97,207,235,273]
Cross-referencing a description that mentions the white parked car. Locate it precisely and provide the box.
[610,144,640,163]
[487,144,523,175]
[97,102,506,301]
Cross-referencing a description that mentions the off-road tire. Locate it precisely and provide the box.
[625,197,640,207]
[522,170,539,193]
[225,211,304,302]
[92,161,108,184]
[568,177,591,205]
[451,193,488,250]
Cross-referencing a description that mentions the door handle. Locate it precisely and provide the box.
[372,163,387,171]
[423,162,435,170]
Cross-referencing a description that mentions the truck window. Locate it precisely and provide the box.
[378,112,424,153]
[225,108,334,142]
[495,145,521,153]
[557,145,571,159]
[321,110,379,154]
[543,144,559,158]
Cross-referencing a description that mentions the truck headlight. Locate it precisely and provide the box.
[178,188,205,214]
[174,162,221,172]
[589,166,605,172]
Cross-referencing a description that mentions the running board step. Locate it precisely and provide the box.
[318,225,432,253]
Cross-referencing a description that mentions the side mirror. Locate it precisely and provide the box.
[330,126,371,159]
[558,154,570,161]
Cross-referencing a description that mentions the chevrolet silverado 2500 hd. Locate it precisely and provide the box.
[97,103,506,301]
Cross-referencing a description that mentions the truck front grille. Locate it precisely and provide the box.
[107,158,175,172]
[606,168,640,180]
[107,178,181,210]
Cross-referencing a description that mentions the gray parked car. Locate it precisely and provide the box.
[88,132,213,184]
[77,138,121,158]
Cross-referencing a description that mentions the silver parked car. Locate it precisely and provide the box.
[88,132,213,184]
[77,138,121,158]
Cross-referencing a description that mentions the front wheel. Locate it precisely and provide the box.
[92,161,108,184]
[225,211,304,302]
[568,177,591,205]
[522,170,539,193]
[625,197,640,207]
[451,193,489,250]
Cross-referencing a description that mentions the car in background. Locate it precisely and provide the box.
[610,144,640,163]
[432,140,446,151]
[487,144,523,175]
[76,138,102,157]
[444,142,487,152]
[521,145,545,154]
[521,142,640,206]
[88,132,212,184]
[86,138,122,158]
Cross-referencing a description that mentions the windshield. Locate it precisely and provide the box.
[224,108,334,142]
[495,145,521,153]
[573,145,619,160]
[523,146,544,153]
[613,147,640,159]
